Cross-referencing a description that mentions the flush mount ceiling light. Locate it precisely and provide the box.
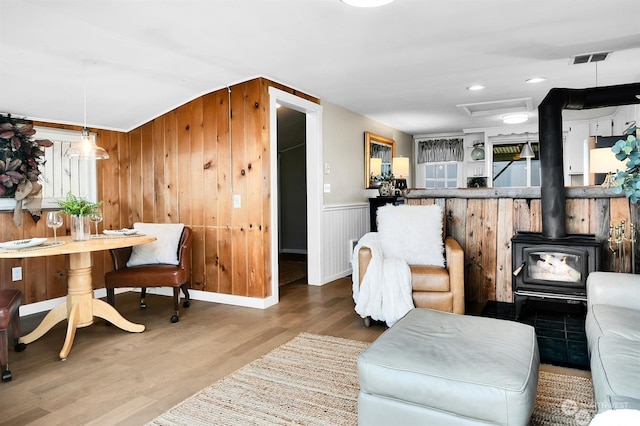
[502,113,529,124]
[525,77,546,84]
[341,0,394,6]
[467,85,485,91]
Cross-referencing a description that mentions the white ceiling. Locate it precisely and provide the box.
[1,0,639,135]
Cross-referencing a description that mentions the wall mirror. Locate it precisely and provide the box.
[365,132,395,189]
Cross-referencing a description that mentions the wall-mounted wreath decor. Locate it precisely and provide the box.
[0,114,53,225]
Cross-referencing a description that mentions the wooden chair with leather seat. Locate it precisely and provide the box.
[105,226,192,323]
[0,288,26,382]
[357,204,464,326]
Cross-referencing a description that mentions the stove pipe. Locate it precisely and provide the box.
[538,82,640,239]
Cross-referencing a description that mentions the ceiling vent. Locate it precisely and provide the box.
[456,98,533,117]
[571,51,612,65]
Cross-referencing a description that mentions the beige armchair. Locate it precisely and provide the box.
[356,204,465,326]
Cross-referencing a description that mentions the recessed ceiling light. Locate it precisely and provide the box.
[525,77,546,84]
[502,113,529,124]
[467,85,485,91]
[341,0,394,7]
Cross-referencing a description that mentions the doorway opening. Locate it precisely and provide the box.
[268,87,323,306]
[277,106,307,286]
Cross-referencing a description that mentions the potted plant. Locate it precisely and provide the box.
[612,134,640,203]
[55,192,102,241]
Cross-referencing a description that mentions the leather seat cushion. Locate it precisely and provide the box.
[593,336,640,403]
[587,304,640,342]
[412,292,453,311]
[105,265,187,288]
[358,308,539,425]
[410,265,449,292]
[0,289,21,330]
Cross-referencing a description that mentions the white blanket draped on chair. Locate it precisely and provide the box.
[351,232,414,327]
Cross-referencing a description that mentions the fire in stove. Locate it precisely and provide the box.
[529,252,581,283]
[511,231,602,318]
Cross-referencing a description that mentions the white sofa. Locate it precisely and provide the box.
[585,272,640,415]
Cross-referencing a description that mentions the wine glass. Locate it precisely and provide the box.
[46,211,63,243]
[89,209,103,236]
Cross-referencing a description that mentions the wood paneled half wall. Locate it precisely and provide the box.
[407,187,640,304]
[0,78,318,306]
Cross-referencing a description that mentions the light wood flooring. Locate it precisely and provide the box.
[1,279,589,425]
[0,278,384,426]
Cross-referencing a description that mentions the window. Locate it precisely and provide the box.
[488,133,543,188]
[36,126,98,208]
[424,162,458,189]
[492,142,540,188]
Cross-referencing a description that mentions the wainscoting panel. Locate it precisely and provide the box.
[322,203,370,283]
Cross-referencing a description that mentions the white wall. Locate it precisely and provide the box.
[321,101,413,205]
[320,100,413,283]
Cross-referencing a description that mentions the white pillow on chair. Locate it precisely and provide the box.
[127,223,185,267]
[377,204,444,266]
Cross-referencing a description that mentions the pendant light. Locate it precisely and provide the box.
[64,62,109,160]
[520,133,534,158]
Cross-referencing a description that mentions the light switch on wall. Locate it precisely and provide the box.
[325,164,331,174]
[12,267,22,281]
[323,183,331,193]
[233,194,241,208]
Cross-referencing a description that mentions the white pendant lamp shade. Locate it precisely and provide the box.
[64,127,109,160]
[520,142,534,158]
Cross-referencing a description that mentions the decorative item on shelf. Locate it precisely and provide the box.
[612,134,640,203]
[55,192,103,241]
[378,180,393,196]
[392,156,409,194]
[467,177,487,188]
[470,141,485,160]
[0,114,54,227]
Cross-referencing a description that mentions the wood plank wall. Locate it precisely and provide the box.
[408,196,640,303]
[0,78,318,305]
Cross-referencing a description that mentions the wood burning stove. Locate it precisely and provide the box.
[512,232,602,318]
[510,82,640,318]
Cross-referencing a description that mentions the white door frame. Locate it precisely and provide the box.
[269,87,324,303]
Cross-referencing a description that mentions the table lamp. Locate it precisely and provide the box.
[392,156,409,193]
[589,147,626,187]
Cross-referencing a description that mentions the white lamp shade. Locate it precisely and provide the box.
[370,157,382,176]
[392,157,410,178]
[520,143,535,159]
[589,148,625,173]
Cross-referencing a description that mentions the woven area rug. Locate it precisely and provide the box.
[148,333,596,426]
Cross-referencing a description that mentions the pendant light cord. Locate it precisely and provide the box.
[83,60,88,133]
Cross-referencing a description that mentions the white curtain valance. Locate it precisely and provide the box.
[417,138,463,163]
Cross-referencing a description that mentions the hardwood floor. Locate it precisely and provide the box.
[0,278,384,426]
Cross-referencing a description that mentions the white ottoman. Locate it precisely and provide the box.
[358,308,540,425]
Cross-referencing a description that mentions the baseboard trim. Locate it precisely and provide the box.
[19,287,278,317]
